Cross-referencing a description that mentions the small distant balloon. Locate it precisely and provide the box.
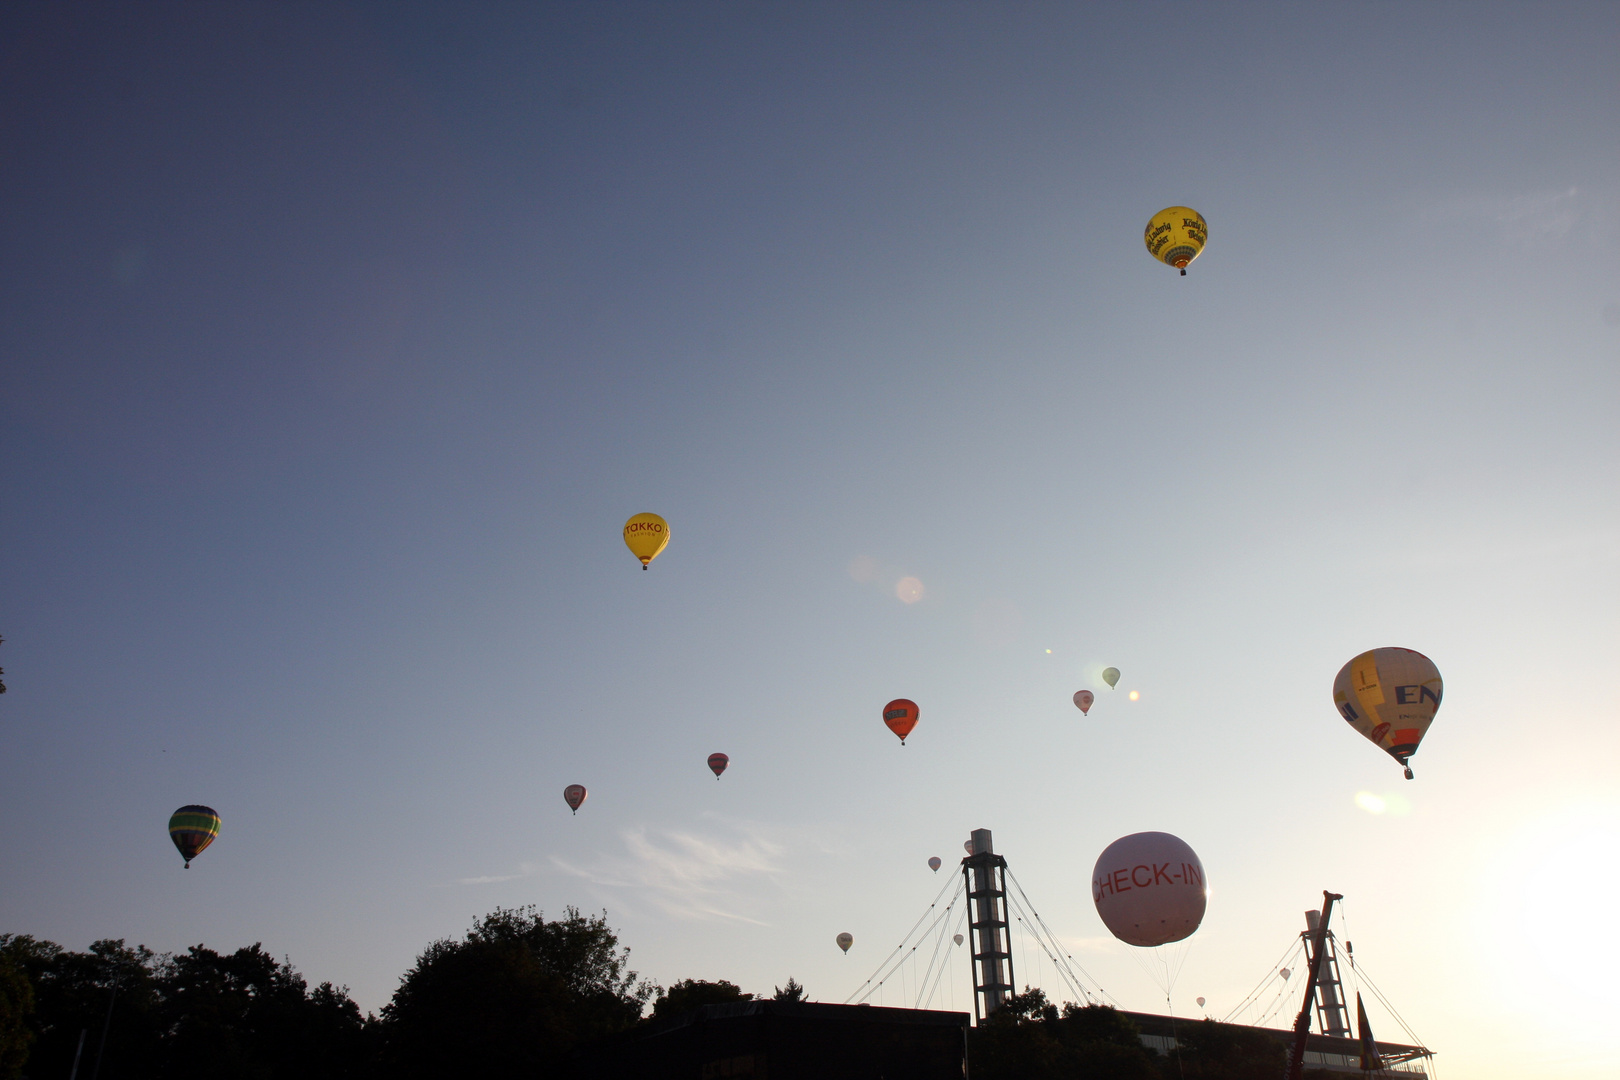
[707,752,729,779]
[1092,831,1207,947]
[1196,997,1206,1008]
[882,698,919,744]
[168,805,220,869]
[964,840,974,855]
[928,856,942,872]
[1144,206,1208,276]
[1280,968,1291,981]
[1073,690,1095,715]
[953,933,964,946]
[836,932,853,954]
[622,512,670,570]
[1333,647,1442,780]
[1102,667,1121,689]
[563,784,587,814]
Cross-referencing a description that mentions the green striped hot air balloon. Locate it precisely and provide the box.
[168,805,220,868]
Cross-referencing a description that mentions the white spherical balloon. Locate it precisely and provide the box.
[1092,831,1207,947]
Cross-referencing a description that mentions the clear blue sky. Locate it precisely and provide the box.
[2,4,1616,1077]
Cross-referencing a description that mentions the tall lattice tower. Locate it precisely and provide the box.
[1302,908,1351,1037]
[962,828,1016,1022]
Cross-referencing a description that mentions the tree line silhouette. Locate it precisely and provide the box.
[0,908,1332,1078]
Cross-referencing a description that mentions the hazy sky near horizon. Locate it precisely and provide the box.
[2,3,1617,1077]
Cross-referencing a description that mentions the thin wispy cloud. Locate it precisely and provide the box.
[1424,187,1590,243]
[553,821,790,925]
[455,862,542,886]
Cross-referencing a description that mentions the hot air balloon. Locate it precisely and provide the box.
[928,856,942,873]
[1144,207,1207,275]
[563,784,587,814]
[1101,667,1121,689]
[168,805,220,869]
[1073,690,1095,715]
[953,933,964,946]
[707,753,729,779]
[1280,968,1291,981]
[1332,647,1442,779]
[964,840,974,855]
[882,698,919,745]
[622,513,670,570]
[836,932,853,954]
[1092,832,1207,947]
[1196,997,1206,1008]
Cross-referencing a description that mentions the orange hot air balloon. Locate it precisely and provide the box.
[882,698,919,744]
[707,753,729,779]
[563,784,587,814]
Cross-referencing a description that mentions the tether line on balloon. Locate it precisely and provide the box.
[845,875,963,1005]
[1004,868,1115,1005]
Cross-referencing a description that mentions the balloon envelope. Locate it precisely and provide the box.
[882,698,919,744]
[563,784,587,814]
[168,805,220,869]
[1333,648,1442,777]
[1092,831,1207,947]
[1101,667,1121,689]
[622,512,670,569]
[964,840,974,854]
[1073,690,1095,714]
[953,934,964,946]
[707,753,729,779]
[1280,968,1291,980]
[1144,207,1208,273]
[1196,997,1206,1008]
[836,932,853,953]
[928,856,942,872]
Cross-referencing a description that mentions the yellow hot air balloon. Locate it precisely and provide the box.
[622,513,670,570]
[1333,647,1442,779]
[1144,207,1207,275]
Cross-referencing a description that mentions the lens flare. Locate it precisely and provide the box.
[895,577,925,604]
[1128,690,1140,701]
[1354,791,1387,814]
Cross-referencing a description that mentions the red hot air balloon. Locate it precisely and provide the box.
[883,699,919,744]
[563,784,587,815]
[707,753,729,779]
[1073,690,1095,715]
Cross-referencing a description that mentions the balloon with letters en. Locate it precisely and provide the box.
[1092,832,1207,947]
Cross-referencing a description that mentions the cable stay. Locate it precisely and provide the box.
[844,875,964,1005]
[1004,868,1118,1006]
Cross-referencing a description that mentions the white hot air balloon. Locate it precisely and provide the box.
[953,933,964,946]
[1092,832,1207,947]
[1073,689,1095,715]
[836,932,853,954]
[928,856,942,872]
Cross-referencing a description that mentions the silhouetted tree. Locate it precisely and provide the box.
[2,935,162,1079]
[379,906,655,1079]
[772,977,805,1003]
[0,948,33,1080]
[968,988,1160,1080]
[650,979,752,1019]
[153,943,369,1080]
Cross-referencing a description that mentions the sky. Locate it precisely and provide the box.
[1,3,1617,1077]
